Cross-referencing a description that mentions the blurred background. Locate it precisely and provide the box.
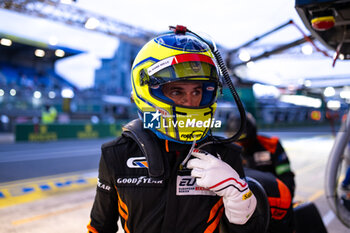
[0,0,350,232]
[0,0,349,136]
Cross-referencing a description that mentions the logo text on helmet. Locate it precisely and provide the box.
[147,57,174,76]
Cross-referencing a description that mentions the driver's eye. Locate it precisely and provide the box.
[192,90,201,96]
[170,91,182,97]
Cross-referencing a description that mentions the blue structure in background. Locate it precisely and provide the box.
[94,40,141,96]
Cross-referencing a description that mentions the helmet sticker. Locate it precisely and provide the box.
[190,61,201,73]
[147,53,215,76]
[206,86,215,91]
[150,85,160,89]
[156,107,170,117]
[148,56,173,76]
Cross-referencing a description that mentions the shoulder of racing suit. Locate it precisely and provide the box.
[256,135,280,154]
[101,134,128,150]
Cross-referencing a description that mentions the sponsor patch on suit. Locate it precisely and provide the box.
[176,175,215,196]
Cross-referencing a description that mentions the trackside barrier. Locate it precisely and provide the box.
[15,122,126,142]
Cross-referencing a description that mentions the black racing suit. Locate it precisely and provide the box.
[239,135,295,233]
[88,131,265,233]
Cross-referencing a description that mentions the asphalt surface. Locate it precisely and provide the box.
[0,138,110,182]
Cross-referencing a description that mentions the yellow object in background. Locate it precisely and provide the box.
[41,105,57,124]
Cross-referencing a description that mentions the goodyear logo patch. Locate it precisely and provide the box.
[0,172,97,208]
[116,176,164,187]
[242,190,253,200]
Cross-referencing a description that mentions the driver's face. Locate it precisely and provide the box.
[162,81,203,107]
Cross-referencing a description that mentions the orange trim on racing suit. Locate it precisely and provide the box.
[116,187,130,233]
[87,220,99,233]
[257,135,279,154]
[268,179,292,220]
[205,198,224,233]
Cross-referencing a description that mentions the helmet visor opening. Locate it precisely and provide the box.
[150,80,217,108]
[147,53,219,86]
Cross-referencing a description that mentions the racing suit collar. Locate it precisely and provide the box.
[164,139,192,153]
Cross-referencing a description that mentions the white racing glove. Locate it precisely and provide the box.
[187,148,257,225]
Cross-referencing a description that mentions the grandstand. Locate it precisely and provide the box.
[0,32,81,131]
[0,0,153,134]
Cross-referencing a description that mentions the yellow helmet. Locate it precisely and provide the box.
[131,26,221,143]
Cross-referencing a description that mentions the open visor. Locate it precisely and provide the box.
[147,54,219,107]
[147,53,219,85]
[150,80,218,107]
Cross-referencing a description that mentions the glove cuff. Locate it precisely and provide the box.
[223,188,257,224]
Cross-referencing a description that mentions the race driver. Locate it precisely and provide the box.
[87,26,264,233]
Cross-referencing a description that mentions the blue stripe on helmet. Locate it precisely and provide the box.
[132,57,159,70]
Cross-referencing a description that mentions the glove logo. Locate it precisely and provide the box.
[242,190,253,200]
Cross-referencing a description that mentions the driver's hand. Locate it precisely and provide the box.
[187,148,257,224]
